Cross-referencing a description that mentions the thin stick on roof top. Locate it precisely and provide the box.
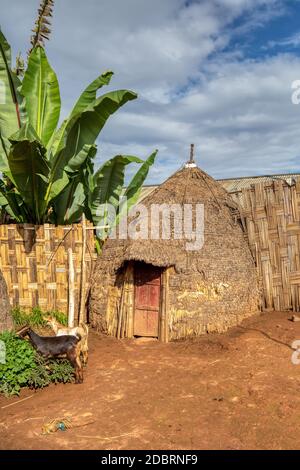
[185,144,197,168]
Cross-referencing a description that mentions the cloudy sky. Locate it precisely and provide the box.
[1,0,300,183]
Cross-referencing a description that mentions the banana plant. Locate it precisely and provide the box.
[0,30,23,172]
[0,30,157,230]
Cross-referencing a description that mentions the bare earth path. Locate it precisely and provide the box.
[1,311,300,450]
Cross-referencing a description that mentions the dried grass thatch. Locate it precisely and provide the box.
[90,165,259,340]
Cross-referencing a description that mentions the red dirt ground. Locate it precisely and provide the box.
[1,310,300,450]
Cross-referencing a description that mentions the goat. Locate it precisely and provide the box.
[20,327,83,383]
[46,316,89,366]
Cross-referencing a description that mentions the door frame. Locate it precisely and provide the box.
[159,266,169,343]
[132,261,169,342]
[133,262,162,339]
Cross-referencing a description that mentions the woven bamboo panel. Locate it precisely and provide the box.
[231,180,300,312]
[0,223,97,315]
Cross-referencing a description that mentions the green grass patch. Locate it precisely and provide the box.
[11,306,68,328]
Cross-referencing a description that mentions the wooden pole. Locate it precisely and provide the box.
[165,268,170,343]
[160,268,170,343]
[189,143,195,164]
[68,248,75,328]
[116,284,125,340]
[126,263,134,338]
[122,267,131,339]
[159,269,166,342]
[79,215,87,325]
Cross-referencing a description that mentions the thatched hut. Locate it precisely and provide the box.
[90,160,259,341]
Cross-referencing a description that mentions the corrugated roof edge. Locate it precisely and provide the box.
[136,173,300,199]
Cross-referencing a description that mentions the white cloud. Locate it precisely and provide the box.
[267,32,300,49]
[1,0,299,182]
[103,53,300,179]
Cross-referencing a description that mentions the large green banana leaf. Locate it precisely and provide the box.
[21,47,61,146]
[0,34,155,227]
[46,89,137,204]
[77,89,137,149]
[48,70,113,158]
[124,150,158,210]
[51,175,84,225]
[0,129,9,172]
[52,176,85,225]
[8,124,50,223]
[114,150,158,228]
[90,155,142,238]
[52,145,97,224]
[70,70,113,119]
[65,144,97,173]
[0,180,29,222]
[46,143,97,205]
[0,30,23,171]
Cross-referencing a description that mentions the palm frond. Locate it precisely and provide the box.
[28,0,55,55]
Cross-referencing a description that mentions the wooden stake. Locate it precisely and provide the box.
[116,283,125,339]
[165,268,170,343]
[1,394,34,409]
[126,263,134,338]
[160,268,169,343]
[68,248,75,328]
[122,268,130,339]
[79,214,87,325]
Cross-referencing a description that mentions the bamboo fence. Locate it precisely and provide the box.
[0,223,97,318]
[1,179,300,317]
[231,179,300,312]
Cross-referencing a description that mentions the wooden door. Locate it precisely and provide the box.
[134,262,162,337]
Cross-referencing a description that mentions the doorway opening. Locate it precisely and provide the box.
[133,262,162,338]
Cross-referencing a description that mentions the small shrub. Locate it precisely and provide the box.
[11,306,46,327]
[46,359,74,384]
[49,310,68,326]
[30,307,47,326]
[11,307,67,328]
[26,354,51,389]
[0,331,74,396]
[11,307,30,327]
[0,331,36,396]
